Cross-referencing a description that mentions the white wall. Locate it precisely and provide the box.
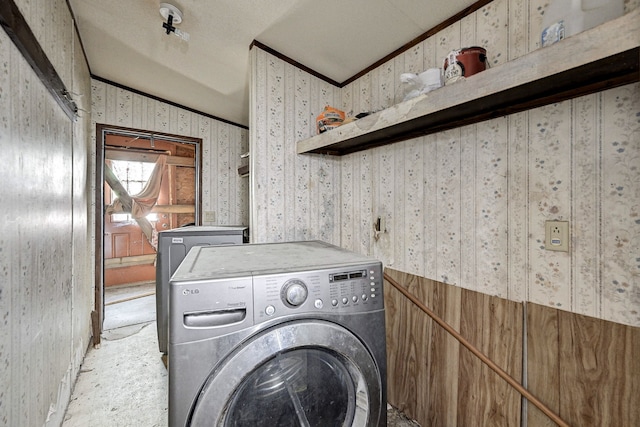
[0,1,94,426]
[250,0,640,327]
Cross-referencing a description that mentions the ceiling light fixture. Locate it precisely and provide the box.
[159,3,189,41]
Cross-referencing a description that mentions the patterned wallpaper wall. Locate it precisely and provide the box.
[250,0,640,327]
[70,27,94,427]
[91,80,250,228]
[0,0,94,426]
[250,51,342,244]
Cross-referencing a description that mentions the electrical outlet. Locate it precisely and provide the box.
[545,220,569,252]
[204,211,216,222]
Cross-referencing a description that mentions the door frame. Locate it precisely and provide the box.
[94,123,202,345]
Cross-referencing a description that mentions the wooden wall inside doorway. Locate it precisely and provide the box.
[384,268,640,427]
[103,133,197,287]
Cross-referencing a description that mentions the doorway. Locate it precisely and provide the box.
[94,124,202,344]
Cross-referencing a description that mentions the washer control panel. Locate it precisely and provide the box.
[254,262,383,320]
[328,269,380,307]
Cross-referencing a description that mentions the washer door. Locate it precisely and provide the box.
[188,320,383,427]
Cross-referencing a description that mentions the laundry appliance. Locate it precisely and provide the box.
[169,240,387,426]
[155,225,247,354]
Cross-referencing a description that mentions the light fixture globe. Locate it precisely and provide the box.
[159,3,183,25]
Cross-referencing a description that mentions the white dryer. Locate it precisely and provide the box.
[169,241,387,426]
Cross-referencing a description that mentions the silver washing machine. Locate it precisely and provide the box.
[155,225,247,354]
[169,241,387,427]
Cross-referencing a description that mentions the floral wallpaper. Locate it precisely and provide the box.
[250,51,342,244]
[250,0,640,327]
[1,1,94,426]
[91,80,250,228]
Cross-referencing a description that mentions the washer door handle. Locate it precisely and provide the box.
[184,308,246,328]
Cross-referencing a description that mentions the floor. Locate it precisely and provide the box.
[62,284,420,426]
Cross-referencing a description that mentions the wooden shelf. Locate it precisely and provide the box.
[297,9,639,156]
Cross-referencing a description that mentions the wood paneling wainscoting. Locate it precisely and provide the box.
[527,304,640,427]
[384,268,640,427]
[384,268,523,426]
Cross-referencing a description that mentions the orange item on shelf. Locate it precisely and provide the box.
[316,105,345,134]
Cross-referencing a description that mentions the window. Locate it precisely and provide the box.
[110,160,159,222]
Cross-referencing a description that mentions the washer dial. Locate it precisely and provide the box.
[281,279,308,307]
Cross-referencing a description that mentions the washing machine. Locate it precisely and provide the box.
[169,240,387,427]
[155,225,248,354]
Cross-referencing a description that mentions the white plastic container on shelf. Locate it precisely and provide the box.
[541,0,623,47]
[394,73,423,104]
[394,69,443,105]
[418,69,443,93]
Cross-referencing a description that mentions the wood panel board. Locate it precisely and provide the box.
[526,303,560,427]
[151,205,195,214]
[175,164,196,226]
[430,277,462,426]
[527,303,640,427]
[176,167,196,204]
[457,290,485,425]
[558,309,640,426]
[383,270,402,408]
[386,272,639,427]
[384,269,522,427]
[486,291,522,426]
[104,254,156,269]
[456,289,522,426]
[104,265,155,287]
[105,148,195,167]
[384,269,420,413]
[412,272,434,424]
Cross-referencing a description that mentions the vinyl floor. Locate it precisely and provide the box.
[62,284,420,426]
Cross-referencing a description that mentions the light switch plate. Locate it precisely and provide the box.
[545,220,569,252]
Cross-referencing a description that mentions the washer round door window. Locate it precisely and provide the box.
[188,321,383,426]
[225,349,354,426]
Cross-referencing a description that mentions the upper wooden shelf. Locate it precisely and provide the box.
[297,9,640,156]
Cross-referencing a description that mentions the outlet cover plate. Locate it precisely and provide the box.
[545,220,569,252]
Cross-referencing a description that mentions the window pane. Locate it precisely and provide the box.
[110,160,156,196]
[111,213,130,222]
[128,162,143,180]
[142,162,156,179]
[128,181,144,195]
[111,161,129,181]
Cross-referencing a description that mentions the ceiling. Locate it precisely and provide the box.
[69,0,476,127]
